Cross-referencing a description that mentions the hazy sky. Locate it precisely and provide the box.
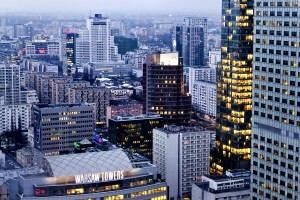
[0,0,221,15]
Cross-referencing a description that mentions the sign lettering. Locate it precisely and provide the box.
[75,170,124,184]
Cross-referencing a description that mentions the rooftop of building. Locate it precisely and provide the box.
[155,125,205,133]
[41,149,152,178]
[194,169,251,194]
[17,148,34,157]
[33,103,93,109]
[194,181,250,194]
[111,113,162,121]
[203,169,250,182]
[189,65,212,69]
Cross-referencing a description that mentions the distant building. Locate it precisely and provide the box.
[10,150,168,199]
[76,29,90,65]
[188,66,216,93]
[191,81,216,117]
[192,170,250,200]
[0,64,21,105]
[106,104,143,125]
[143,53,191,126]
[209,49,221,66]
[60,32,79,76]
[0,104,31,134]
[175,17,208,66]
[25,41,60,56]
[20,90,39,104]
[16,148,43,168]
[0,64,32,133]
[114,36,138,55]
[37,76,72,104]
[82,62,132,79]
[86,14,120,63]
[153,125,211,199]
[23,71,57,92]
[32,104,95,156]
[51,80,90,104]
[108,114,163,160]
[13,23,34,39]
[69,87,110,125]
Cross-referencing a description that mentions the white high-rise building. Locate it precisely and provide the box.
[251,1,300,200]
[188,66,216,93]
[0,64,21,105]
[183,17,208,60]
[0,104,31,133]
[76,29,90,65]
[192,81,216,117]
[153,125,211,199]
[0,64,32,133]
[86,14,120,63]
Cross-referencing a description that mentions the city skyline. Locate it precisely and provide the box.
[0,0,221,15]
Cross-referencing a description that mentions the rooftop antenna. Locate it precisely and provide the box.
[89,10,92,18]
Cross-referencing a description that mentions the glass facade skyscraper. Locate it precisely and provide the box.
[211,0,254,174]
[251,1,300,199]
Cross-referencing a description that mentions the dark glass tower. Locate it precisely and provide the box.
[108,114,163,160]
[210,0,253,174]
[143,53,191,126]
[61,32,79,76]
[175,22,205,67]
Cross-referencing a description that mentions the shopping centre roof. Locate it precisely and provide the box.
[44,149,133,177]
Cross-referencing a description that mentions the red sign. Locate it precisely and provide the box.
[35,189,46,195]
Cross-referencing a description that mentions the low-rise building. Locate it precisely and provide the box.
[192,169,250,200]
[106,104,143,125]
[108,114,163,160]
[10,149,168,199]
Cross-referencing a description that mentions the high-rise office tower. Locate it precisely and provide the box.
[211,0,253,174]
[143,53,191,126]
[175,17,207,66]
[86,14,120,63]
[251,2,300,200]
[61,32,79,76]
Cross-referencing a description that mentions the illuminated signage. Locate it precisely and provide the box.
[74,142,80,148]
[94,135,103,143]
[75,170,124,184]
[35,189,46,195]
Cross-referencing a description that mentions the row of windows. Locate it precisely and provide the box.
[255,48,299,57]
[254,57,298,67]
[252,186,295,199]
[255,29,299,37]
[256,11,298,17]
[256,1,299,7]
[254,66,300,76]
[253,134,299,151]
[254,84,300,96]
[254,101,300,116]
[253,110,300,126]
[255,38,298,47]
